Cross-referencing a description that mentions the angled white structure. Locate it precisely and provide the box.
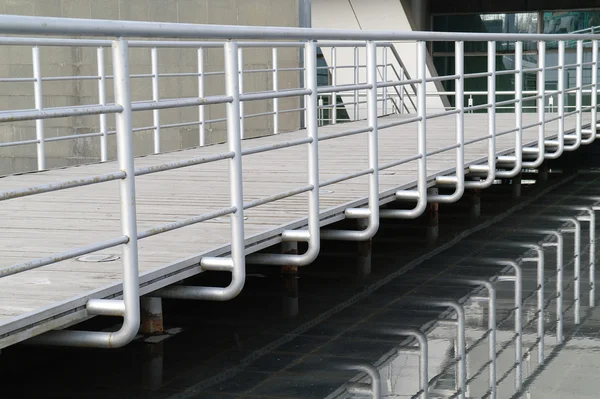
[313,0,448,119]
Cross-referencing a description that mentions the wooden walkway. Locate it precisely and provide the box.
[0,112,592,348]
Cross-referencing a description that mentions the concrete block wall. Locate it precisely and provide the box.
[0,0,301,174]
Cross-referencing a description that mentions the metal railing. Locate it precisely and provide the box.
[0,15,598,349]
[0,39,412,171]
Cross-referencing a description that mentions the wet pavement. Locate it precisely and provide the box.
[2,170,600,399]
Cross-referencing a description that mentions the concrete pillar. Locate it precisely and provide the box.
[427,187,439,245]
[512,173,522,199]
[140,297,164,335]
[356,218,372,277]
[281,242,299,318]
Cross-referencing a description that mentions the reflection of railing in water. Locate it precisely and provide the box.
[335,205,599,399]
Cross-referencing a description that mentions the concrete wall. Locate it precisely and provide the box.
[0,0,301,174]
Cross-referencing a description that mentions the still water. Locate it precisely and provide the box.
[2,171,600,399]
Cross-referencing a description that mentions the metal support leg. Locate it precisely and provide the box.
[392,328,429,399]
[247,41,320,266]
[496,41,523,179]
[466,41,496,189]
[322,41,379,241]
[140,297,164,335]
[28,38,140,348]
[430,41,464,203]
[427,188,439,245]
[155,41,246,301]
[381,40,427,219]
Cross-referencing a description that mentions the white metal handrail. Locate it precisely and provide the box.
[0,14,597,349]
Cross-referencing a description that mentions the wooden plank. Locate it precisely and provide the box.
[0,112,593,347]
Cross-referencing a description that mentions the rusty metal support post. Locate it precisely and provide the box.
[140,297,164,335]
[427,188,439,245]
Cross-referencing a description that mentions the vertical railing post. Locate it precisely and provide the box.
[272,47,279,134]
[97,46,108,162]
[400,66,405,114]
[354,46,359,120]
[238,47,245,139]
[417,41,427,210]
[592,40,598,141]
[576,40,583,144]
[558,41,565,153]
[224,40,246,299]
[32,46,45,171]
[320,41,380,241]
[305,40,320,257]
[382,47,388,115]
[536,41,545,165]
[198,47,206,146]
[151,47,161,154]
[112,37,140,344]
[515,41,523,170]
[488,40,496,182]
[331,47,337,124]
